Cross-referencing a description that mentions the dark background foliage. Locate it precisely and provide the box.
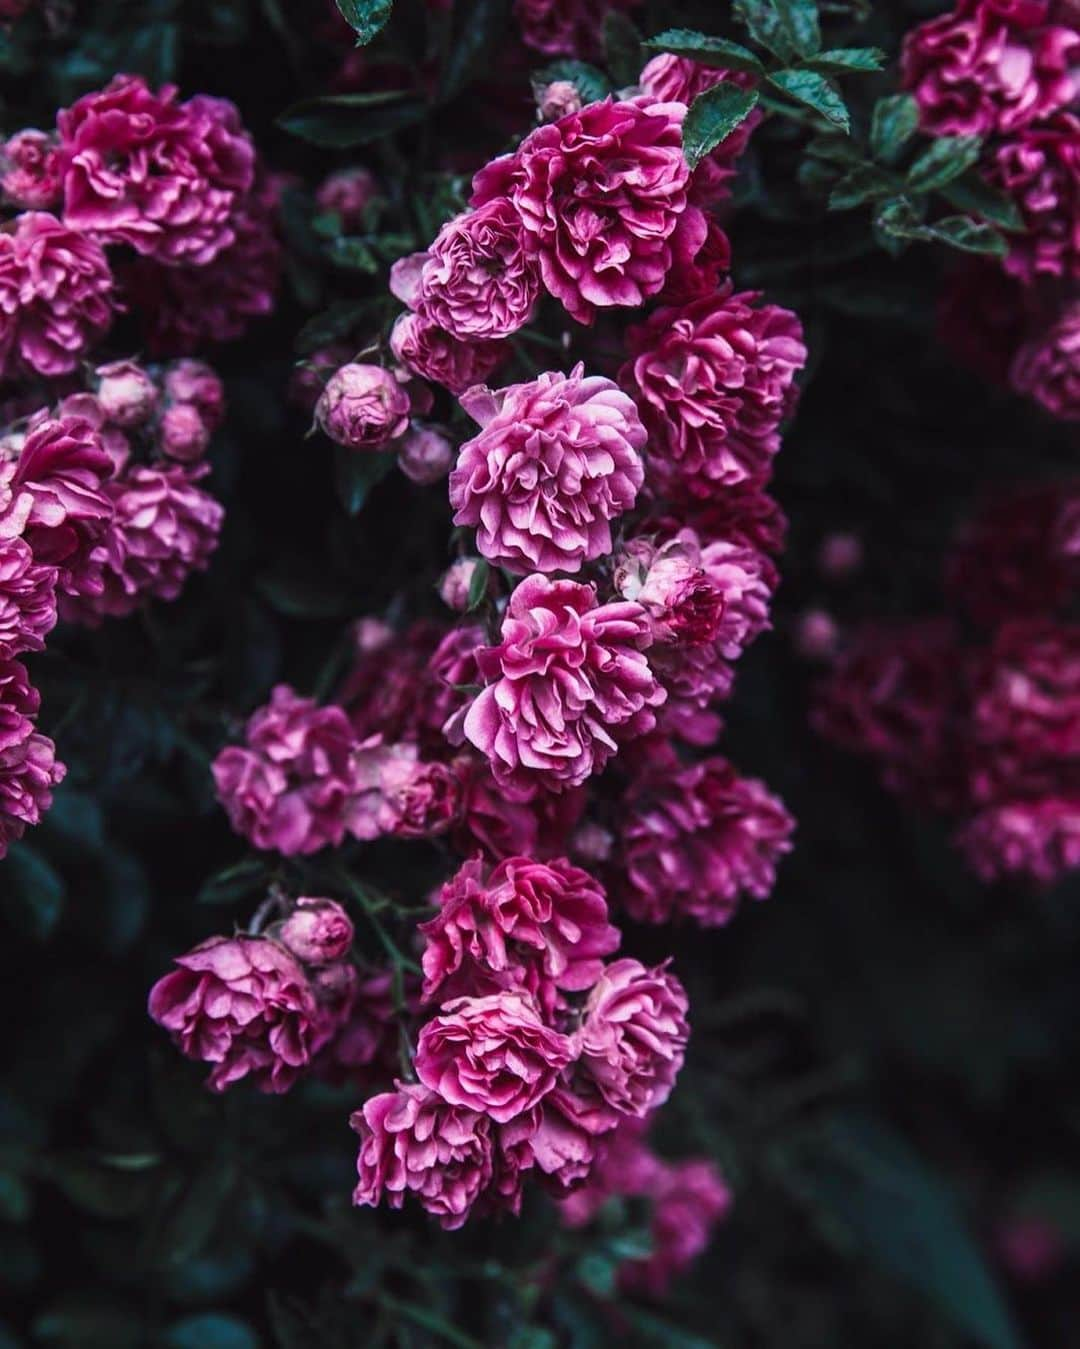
[0,1,1076,1345]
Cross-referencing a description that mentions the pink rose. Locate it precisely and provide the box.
[316,362,410,450]
[957,796,1080,883]
[390,309,506,395]
[349,738,461,841]
[449,366,645,575]
[0,658,64,859]
[397,424,454,484]
[987,112,1080,283]
[1009,302,1079,420]
[0,538,56,658]
[462,574,665,793]
[94,360,158,428]
[164,359,226,429]
[276,897,354,966]
[536,80,583,122]
[415,990,574,1122]
[472,96,690,324]
[621,1158,732,1297]
[576,958,689,1118]
[0,130,61,209]
[315,166,377,231]
[158,403,210,463]
[514,0,641,59]
[439,557,484,612]
[971,619,1080,762]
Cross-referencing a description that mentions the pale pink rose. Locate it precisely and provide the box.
[397,424,453,484]
[163,359,225,429]
[316,362,410,449]
[449,366,645,574]
[439,557,484,612]
[94,360,158,428]
[276,897,354,966]
[158,403,210,463]
[536,80,583,122]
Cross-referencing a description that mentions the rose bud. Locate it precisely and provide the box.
[315,166,378,232]
[277,896,355,966]
[163,359,225,430]
[398,424,453,485]
[159,402,210,462]
[438,557,483,612]
[536,80,583,123]
[315,362,410,450]
[94,360,159,428]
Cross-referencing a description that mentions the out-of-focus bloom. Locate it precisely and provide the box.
[351,1083,494,1229]
[317,969,401,1086]
[316,362,410,449]
[997,1215,1067,1282]
[818,532,863,580]
[94,359,158,428]
[148,934,335,1093]
[397,423,453,484]
[536,80,583,122]
[415,990,574,1122]
[164,359,226,429]
[439,557,484,612]
[419,854,620,1008]
[937,260,1029,385]
[0,130,61,209]
[212,685,357,855]
[621,1158,732,1297]
[462,574,665,794]
[158,402,210,463]
[472,96,690,325]
[900,0,1080,136]
[315,165,377,231]
[349,738,461,841]
[0,211,116,379]
[449,368,645,574]
[276,897,354,966]
[1009,302,1080,420]
[514,0,641,59]
[58,75,256,266]
[0,538,57,657]
[557,1117,663,1226]
[416,200,540,340]
[0,659,64,859]
[450,753,587,862]
[618,753,794,925]
[288,342,353,412]
[390,309,506,395]
[61,463,223,623]
[795,608,840,662]
[576,958,689,1118]
[957,796,1080,883]
[970,620,1079,762]
[621,285,806,494]
[987,112,1080,284]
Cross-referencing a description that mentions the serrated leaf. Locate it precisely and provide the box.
[940,171,1024,230]
[278,91,425,148]
[870,93,919,164]
[335,0,393,45]
[332,445,396,516]
[734,0,796,61]
[926,214,1008,257]
[807,46,885,72]
[642,28,763,75]
[906,134,984,193]
[603,10,642,87]
[773,0,821,57]
[682,84,760,170]
[768,68,849,130]
[828,164,896,210]
[466,559,490,611]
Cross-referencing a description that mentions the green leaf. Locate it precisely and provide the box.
[642,28,763,75]
[906,134,984,193]
[47,1154,159,1219]
[682,84,760,171]
[335,0,393,45]
[154,1159,236,1268]
[466,559,490,611]
[785,1112,1021,1349]
[533,59,610,104]
[294,300,375,355]
[576,1251,617,1297]
[277,91,425,148]
[940,171,1024,230]
[332,445,396,516]
[1,844,66,942]
[806,46,885,72]
[438,0,511,103]
[874,197,1007,257]
[326,236,378,272]
[828,164,896,210]
[768,68,849,130]
[165,1313,258,1349]
[603,10,642,87]
[870,93,919,164]
[734,0,796,61]
[773,0,821,57]
[196,857,268,907]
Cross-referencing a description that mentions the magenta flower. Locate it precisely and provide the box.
[0,659,64,859]
[415,990,574,1123]
[621,284,807,494]
[988,112,1079,284]
[450,752,587,862]
[419,854,620,1008]
[158,403,210,463]
[0,538,57,658]
[900,0,1080,136]
[58,75,256,266]
[0,211,116,380]
[94,360,158,428]
[660,212,732,305]
[462,574,665,794]
[163,359,226,429]
[148,934,327,1093]
[212,685,357,855]
[397,424,454,485]
[472,96,690,325]
[60,464,223,624]
[0,130,61,209]
[418,199,540,341]
[957,797,1080,883]
[971,620,1080,761]
[351,1083,495,1229]
[575,958,689,1118]
[275,898,354,966]
[315,363,410,450]
[621,1158,732,1297]
[1010,302,1079,420]
[315,166,377,232]
[514,0,641,58]
[390,309,506,395]
[618,754,794,926]
[449,367,645,575]
[348,738,461,841]
[557,1117,663,1227]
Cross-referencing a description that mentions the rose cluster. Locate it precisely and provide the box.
[814,481,1079,885]
[903,0,1080,420]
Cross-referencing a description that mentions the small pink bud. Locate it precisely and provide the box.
[94,360,158,428]
[352,616,394,654]
[315,166,378,231]
[277,897,354,966]
[818,532,862,581]
[438,558,482,612]
[795,608,839,662]
[0,129,60,209]
[537,80,583,122]
[571,821,614,864]
[316,363,410,450]
[163,359,225,430]
[159,402,210,463]
[398,424,453,485]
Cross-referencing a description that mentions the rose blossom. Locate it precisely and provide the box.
[957,796,1080,883]
[315,165,377,231]
[462,574,665,793]
[621,284,807,493]
[450,753,587,862]
[94,359,158,428]
[349,738,460,841]
[514,0,641,58]
[315,362,410,449]
[1009,302,1080,420]
[415,990,574,1123]
[212,685,357,855]
[275,897,354,966]
[557,1117,663,1227]
[618,754,795,926]
[58,75,256,266]
[59,463,223,624]
[419,854,620,1007]
[795,608,841,662]
[158,403,210,462]
[818,531,863,580]
[164,359,225,429]
[471,96,691,324]
[970,620,1080,761]
[148,934,329,1093]
[449,367,645,574]
[0,211,116,380]
[0,539,56,658]
[987,112,1079,283]
[615,535,725,647]
[536,80,583,122]
[317,969,402,1086]
[351,1083,494,1229]
[659,212,732,305]
[900,0,1080,136]
[622,1158,732,1297]
[439,558,484,612]
[397,423,453,484]
[574,958,689,1118]
[0,130,61,209]
[417,199,540,340]
[0,659,64,859]
[390,309,506,395]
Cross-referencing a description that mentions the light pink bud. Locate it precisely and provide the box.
[795,608,839,662]
[94,360,158,428]
[818,532,862,580]
[438,558,482,612]
[164,359,225,430]
[159,402,210,463]
[398,424,453,485]
[537,80,583,122]
[277,897,355,965]
[315,166,378,231]
[316,362,410,451]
